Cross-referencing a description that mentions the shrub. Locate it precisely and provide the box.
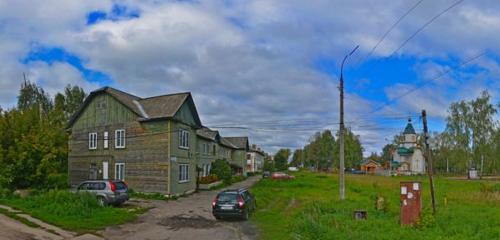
[210,159,232,184]
[231,175,246,183]
[43,173,69,190]
[199,174,219,184]
[0,188,12,199]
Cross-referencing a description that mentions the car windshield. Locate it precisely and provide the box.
[114,181,127,190]
[217,193,238,203]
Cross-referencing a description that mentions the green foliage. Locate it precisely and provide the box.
[432,91,499,174]
[210,159,232,184]
[251,171,500,240]
[0,190,142,232]
[0,81,86,190]
[199,174,219,184]
[263,158,275,172]
[274,148,290,171]
[231,175,246,183]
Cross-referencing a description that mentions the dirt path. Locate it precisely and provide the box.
[100,175,262,240]
[0,213,63,240]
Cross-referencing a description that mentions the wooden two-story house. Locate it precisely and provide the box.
[67,87,202,195]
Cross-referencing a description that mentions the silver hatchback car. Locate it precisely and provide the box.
[76,180,129,206]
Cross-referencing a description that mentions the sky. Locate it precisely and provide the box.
[0,0,499,155]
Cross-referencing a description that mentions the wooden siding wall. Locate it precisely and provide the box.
[169,121,197,195]
[68,93,170,193]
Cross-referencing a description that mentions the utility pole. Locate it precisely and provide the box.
[339,45,359,200]
[480,155,484,179]
[422,110,436,214]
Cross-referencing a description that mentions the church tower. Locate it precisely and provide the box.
[402,118,417,148]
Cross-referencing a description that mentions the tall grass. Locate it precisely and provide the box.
[0,190,143,232]
[251,171,500,240]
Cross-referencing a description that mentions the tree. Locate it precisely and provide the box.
[17,80,52,113]
[210,159,232,184]
[338,128,364,169]
[274,148,290,171]
[381,144,394,165]
[290,149,304,167]
[444,91,497,174]
[63,85,86,117]
[0,82,87,190]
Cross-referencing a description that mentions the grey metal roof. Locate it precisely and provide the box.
[223,137,249,150]
[196,127,219,141]
[67,86,201,129]
[139,93,190,119]
[220,137,238,149]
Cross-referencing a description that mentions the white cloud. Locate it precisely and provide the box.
[0,0,500,155]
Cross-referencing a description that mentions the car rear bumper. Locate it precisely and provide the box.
[108,194,129,205]
[213,209,244,217]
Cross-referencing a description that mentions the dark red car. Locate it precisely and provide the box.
[271,172,295,180]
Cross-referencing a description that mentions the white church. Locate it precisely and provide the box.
[392,119,426,174]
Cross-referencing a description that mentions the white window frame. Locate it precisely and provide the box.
[179,130,189,149]
[89,132,97,150]
[179,164,189,182]
[115,163,125,180]
[115,129,126,149]
[103,131,109,149]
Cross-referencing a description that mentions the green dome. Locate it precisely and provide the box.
[403,119,416,134]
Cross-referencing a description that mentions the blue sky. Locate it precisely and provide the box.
[1,0,499,154]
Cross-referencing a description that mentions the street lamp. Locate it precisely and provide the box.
[339,45,359,200]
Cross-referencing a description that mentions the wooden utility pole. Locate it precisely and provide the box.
[422,110,436,214]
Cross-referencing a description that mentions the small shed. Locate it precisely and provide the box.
[360,160,382,174]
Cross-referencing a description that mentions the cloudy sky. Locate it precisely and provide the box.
[1,0,499,154]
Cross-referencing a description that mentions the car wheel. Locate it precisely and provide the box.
[97,196,106,207]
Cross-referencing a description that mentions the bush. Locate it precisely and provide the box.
[231,175,246,183]
[210,159,232,184]
[199,174,219,184]
[0,188,12,198]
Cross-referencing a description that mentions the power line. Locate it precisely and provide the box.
[358,0,425,64]
[358,0,465,77]
[387,0,465,58]
[368,50,486,115]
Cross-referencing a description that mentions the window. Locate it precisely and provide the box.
[212,145,216,156]
[179,130,189,149]
[203,143,210,155]
[179,164,189,182]
[89,133,97,149]
[115,163,125,180]
[247,153,251,159]
[115,129,126,148]
[103,132,109,149]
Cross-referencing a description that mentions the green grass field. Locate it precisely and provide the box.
[250,171,500,240]
[0,190,147,233]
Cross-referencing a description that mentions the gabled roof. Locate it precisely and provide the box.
[220,137,238,149]
[360,159,381,166]
[224,137,249,150]
[196,127,220,141]
[139,92,189,119]
[403,118,416,135]
[67,86,202,129]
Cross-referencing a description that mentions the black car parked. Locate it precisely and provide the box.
[212,188,256,220]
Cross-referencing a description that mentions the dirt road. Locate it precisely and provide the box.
[100,175,262,240]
